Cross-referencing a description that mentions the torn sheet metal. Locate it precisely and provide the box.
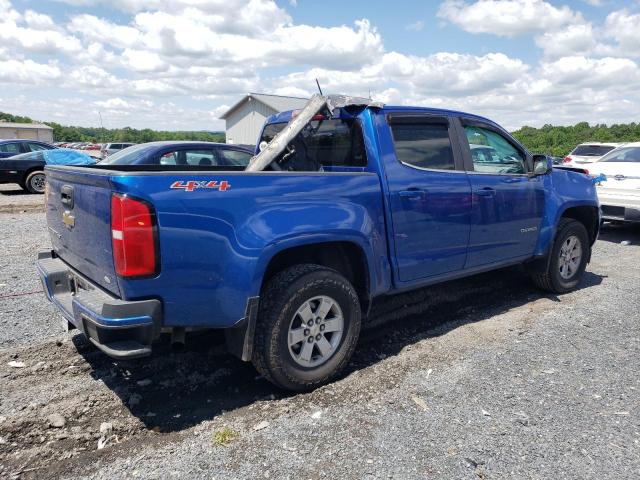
[245,94,383,172]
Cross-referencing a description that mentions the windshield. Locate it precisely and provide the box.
[600,147,640,163]
[571,145,616,156]
[99,143,155,165]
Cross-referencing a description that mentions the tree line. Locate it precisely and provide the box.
[512,122,640,157]
[0,111,225,144]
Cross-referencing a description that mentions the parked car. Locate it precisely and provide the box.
[37,95,599,391]
[0,139,56,159]
[0,149,95,193]
[100,142,136,158]
[564,142,622,167]
[97,141,253,167]
[590,142,640,223]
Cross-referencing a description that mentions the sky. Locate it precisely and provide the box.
[1,0,639,131]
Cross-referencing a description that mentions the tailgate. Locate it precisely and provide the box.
[45,166,121,297]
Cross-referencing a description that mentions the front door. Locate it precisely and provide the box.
[457,119,544,268]
[383,113,472,282]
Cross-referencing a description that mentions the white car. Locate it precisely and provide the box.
[591,142,640,223]
[100,142,135,159]
[564,142,622,167]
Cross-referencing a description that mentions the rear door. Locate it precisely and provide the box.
[455,117,544,267]
[383,113,471,282]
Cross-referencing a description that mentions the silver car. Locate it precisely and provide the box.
[100,142,135,158]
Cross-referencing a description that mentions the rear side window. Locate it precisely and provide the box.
[601,147,640,163]
[160,149,217,166]
[389,121,455,170]
[27,143,49,152]
[218,149,252,166]
[571,145,615,156]
[0,143,21,154]
[260,118,367,168]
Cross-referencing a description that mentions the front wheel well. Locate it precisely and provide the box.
[262,242,370,313]
[560,206,599,245]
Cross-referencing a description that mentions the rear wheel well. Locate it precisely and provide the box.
[561,206,599,245]
[262,242,370,313]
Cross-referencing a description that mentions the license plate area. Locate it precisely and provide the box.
[67,271,94,296]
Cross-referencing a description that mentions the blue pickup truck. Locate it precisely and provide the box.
[36,95,600,391]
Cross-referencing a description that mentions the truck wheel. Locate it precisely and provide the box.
[531,218,590,293]
[253,264,361,391]
[25,171,46,194]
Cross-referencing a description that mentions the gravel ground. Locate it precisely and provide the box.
[0,204,638,479]
[0,184,46,213]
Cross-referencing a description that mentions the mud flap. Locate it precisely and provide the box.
[224,297,259,361]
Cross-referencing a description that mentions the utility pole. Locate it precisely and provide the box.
[98,111,105,143]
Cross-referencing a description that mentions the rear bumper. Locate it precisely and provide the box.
[36,250,162,359]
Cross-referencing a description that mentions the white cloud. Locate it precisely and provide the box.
[0,14,82,54]
[0,59,61,83]
[605,10,640,57]
[437,0,580,37]
[405,21,424,31]
[535,23,597,58]
[273,51,528,99]
[68,14,140,49]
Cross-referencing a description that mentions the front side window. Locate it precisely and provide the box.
[0,142,21,154]
[389,121,455,170]
[464,125,526,174]
[259,118,367,170]
[600,147,640,163]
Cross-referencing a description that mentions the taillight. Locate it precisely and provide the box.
[291,109,328,121]
[111,194,158,278]
[563,156,572,163]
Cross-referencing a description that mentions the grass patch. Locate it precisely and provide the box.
[212,426,237,447]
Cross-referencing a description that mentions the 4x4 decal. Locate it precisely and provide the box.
[170,180,230,192]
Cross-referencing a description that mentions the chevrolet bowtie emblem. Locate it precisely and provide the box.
[62,210,75,229]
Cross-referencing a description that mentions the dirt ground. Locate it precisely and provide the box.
[1,186,639,479]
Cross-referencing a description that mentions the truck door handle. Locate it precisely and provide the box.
[475,187,496,197]
[399,188,426,199]
[61,185,74,208]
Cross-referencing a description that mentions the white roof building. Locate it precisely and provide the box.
[0,121,54,142]
[220,93,308,146]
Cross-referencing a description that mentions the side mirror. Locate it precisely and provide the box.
[532,154,552,176]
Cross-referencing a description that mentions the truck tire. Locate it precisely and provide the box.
[531,218,590,293]
[253,264,361,391]
[25,170,46,194]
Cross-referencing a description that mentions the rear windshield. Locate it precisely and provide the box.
[99,144,156,165]
[600,147,640,163]
[571,145,616,156]
[260,118,367,169]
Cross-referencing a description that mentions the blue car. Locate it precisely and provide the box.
[0,139,56,159]
[36,96,599,390]
[98,141,254,167]
[0,149,95,193]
